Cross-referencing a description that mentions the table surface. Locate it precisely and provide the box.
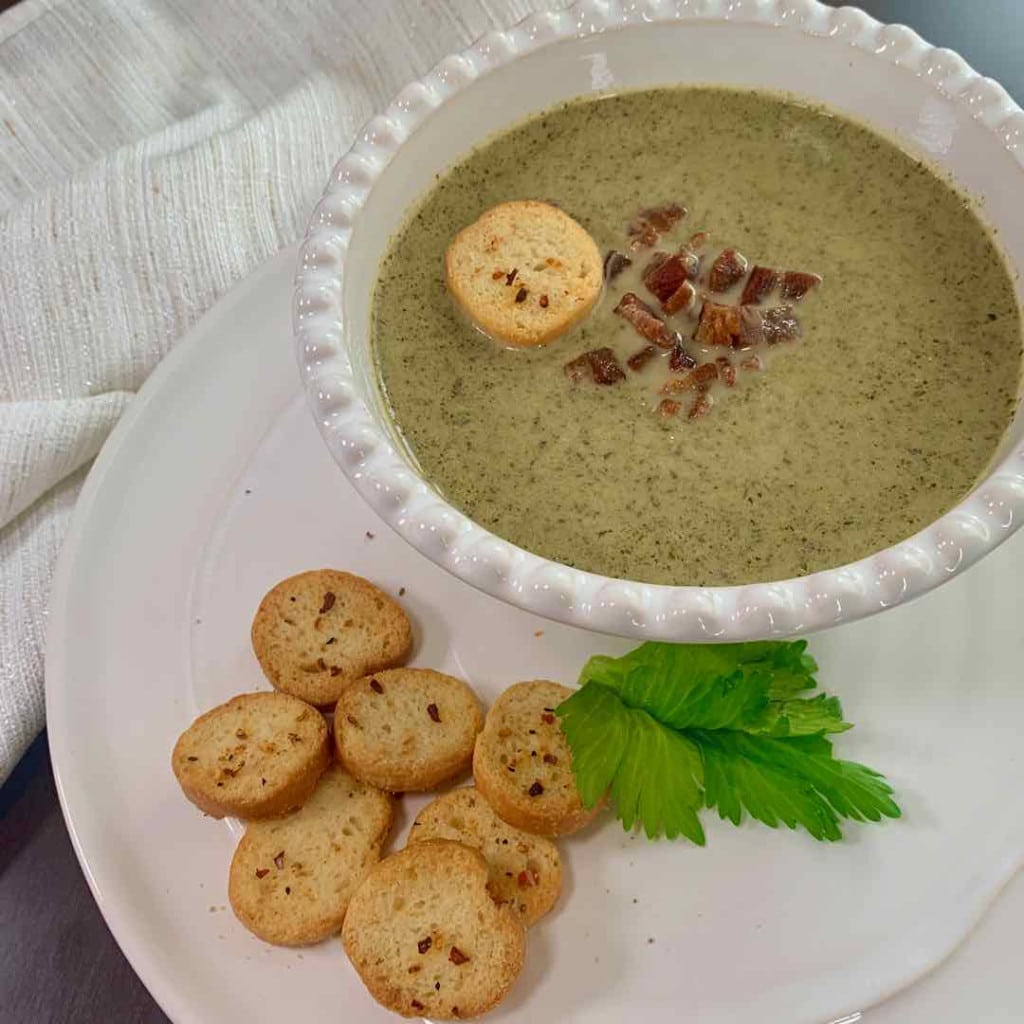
[2,1,1023,1022]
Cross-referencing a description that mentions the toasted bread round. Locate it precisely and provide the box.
[408,786,561,926]
[171,691,329,819]
[228,763,392,946]
[445,200,603,347]
[342,840,526,1020]
[334,668,483,792]
[473,681,598,837]
[251,570,412,706]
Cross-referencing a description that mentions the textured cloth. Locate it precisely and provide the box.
[0,0,553,785]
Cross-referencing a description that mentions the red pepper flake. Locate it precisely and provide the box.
[329,666,342,676]
[491,269,504,281]
[411,1001,424,1012]
[716,357,737,387]
[514,286,528,303]
[541,713,555,725]
[657,398,681,419]
[543,753,559,765]
[528,781,544,797]
[273,851,285,870]
[449,947,470,965]
[740,265,779,305]
[539,294,549,308]
[370,679,384,694]
[687,231,710,251]
[325,637,336,645]
[255,868,269,879]
[614,292,678,349]
[408,965,421,974]
[534,629,544,638]
[779,270,821,301]
[505,268,518,286]
[346,715,359,727]
[187,756,198,762]
[261,777,267,786]
[626,344,659,372]
[319,592,336,614]
[427,703,441,723]
[603,249,633,281]
[708,248,749,293]
[517,869,540,889]
[284,886,291,895]
[418,937,432,954]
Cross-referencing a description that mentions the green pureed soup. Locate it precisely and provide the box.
[372,88,1023,586]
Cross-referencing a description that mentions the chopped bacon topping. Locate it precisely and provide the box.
[740,305,801,346]
[564,347,626,385]
[660,362,719,395]
[715,357,737,387]
[708,248,749,293]
[657,398,681,418]
[740,265,779,305]
[627,344,660,372]
[689,393,713,419]
[663,279,697,316]
[693,301,743,347]
[614,292,678,349]
[642,251,700,304]
[779,270,822,301]
[603,250,632,281]
[627,202,686,250]
[668,342,697,372]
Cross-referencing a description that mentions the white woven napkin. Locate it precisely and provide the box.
[0,0,552,784]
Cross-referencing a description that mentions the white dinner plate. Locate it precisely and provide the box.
[47,245,1024,1024]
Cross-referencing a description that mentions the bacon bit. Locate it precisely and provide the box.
[491,269,504,281]
[543,753,559,765]
[255,868,269,879]
[779,270,822,301]
[427,703,441,723]
[564,347,626,385]
[740,265,779,305]
[627,344,659,372]
[603,250,633,281]
[642,251,699,303]
[741,353,764,371]
[449,947,470,966]
[669,341,697,372]
[741,305,801,345]
[418,937,432,954]
[274,851,285,869]
[627,202,686,250]
[689,393,713,419]
[660,362,719,395]
[687,231,710,252]
[694,302,743,347]
[517,870,537,889]
[528,781,544,797]
[614,292,678,349]
[663,279,697,315]
[370,679,384,694]
[657,398,681,418]
[539,294,549,308]
[716,357,737,387]
[514,286,528,303]
[319,592,336,614]
[708,248,749,293]
[505,268,518,286]
[541,712,555,725]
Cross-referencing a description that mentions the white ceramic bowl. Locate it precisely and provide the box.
[293,0,1024,642]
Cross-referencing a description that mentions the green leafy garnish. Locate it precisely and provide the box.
[556,641,900,843]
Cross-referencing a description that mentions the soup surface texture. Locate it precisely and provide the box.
[372,88,1022,586]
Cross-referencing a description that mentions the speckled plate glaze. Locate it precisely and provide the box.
[294,0,1024,642]
[48,245,1023,1024]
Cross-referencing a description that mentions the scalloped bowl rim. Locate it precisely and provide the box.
[293,0,1024,642]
